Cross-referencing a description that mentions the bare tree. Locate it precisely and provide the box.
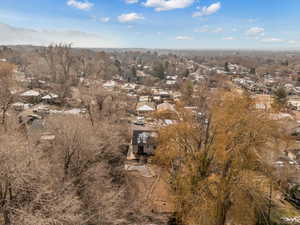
[56,44,75,83]
[0,62,14,132]
[0,129,85,225]
[47,115,128,178]
[39,44,58,82]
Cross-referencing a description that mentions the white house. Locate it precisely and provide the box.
[166,80,176,85]
[20,90,40,97]
[42,93,58,100]
[136,103,155,115]
[103,80,117,89]
[20,90,41,103]
[122,83,136,91]
[288,97,300,111]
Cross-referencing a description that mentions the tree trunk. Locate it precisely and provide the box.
[1,181,11,225]
[215,196,231,225]
[2,109,7,132]
[3,206,10,225]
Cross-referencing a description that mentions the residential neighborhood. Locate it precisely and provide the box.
[2,44,300,225]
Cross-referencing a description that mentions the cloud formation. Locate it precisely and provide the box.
[246,27,264,36]
[260,38,283,43]
[144,0,195,11]
[100,17,110,23]
[118,13,144,22]
[223,37,235,40]
[0,23,118,48]
[125,0,139,3]
[193,2,221,17]
[176,36,193,40]
[67,0,93,10]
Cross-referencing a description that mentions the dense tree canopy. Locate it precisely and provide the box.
[154,92,289,225]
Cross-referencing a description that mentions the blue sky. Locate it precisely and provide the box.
[0,0,299,49]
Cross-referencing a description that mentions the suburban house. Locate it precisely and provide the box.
[153,95,162,103]
[103,80,117,90]
[122,83,136,91]
[294,87,300,95]
[166,75,177,85]
[12,102,32,111]
[139,95,152,102]
[157,90,171,101]
[20,90,41,103]
[288,96,300,111]
[129,126,158,161]
[286,149,300,161]
[136,102,156,116]
[41,93,59,104]
[32,104,50,116]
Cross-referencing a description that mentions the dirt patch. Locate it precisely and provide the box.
[125,164,174,224]
[127,165,174,214]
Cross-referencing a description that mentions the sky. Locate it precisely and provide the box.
[0,0,299,49]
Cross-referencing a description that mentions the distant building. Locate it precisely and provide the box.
[139,95,152,102]
[11,102,32,111]
[103,80,117,89]
[288,96,300,111]
[20,90,41,103]
[136,102,156,116]
[41,93,59,104]
[131,126,157,160]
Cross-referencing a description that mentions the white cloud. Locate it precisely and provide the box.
[223,37,235,40]
[193,2,221,17]
[144,0,195,11]
[118,13,144,23]
[0,23,118,48]
[246,27,264,36]
[100,17,110,23]
[176,36,193,40]
[67,0,93,10]
[260,38,284,43]
[126,0,139,3]
[194,26,223,33]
